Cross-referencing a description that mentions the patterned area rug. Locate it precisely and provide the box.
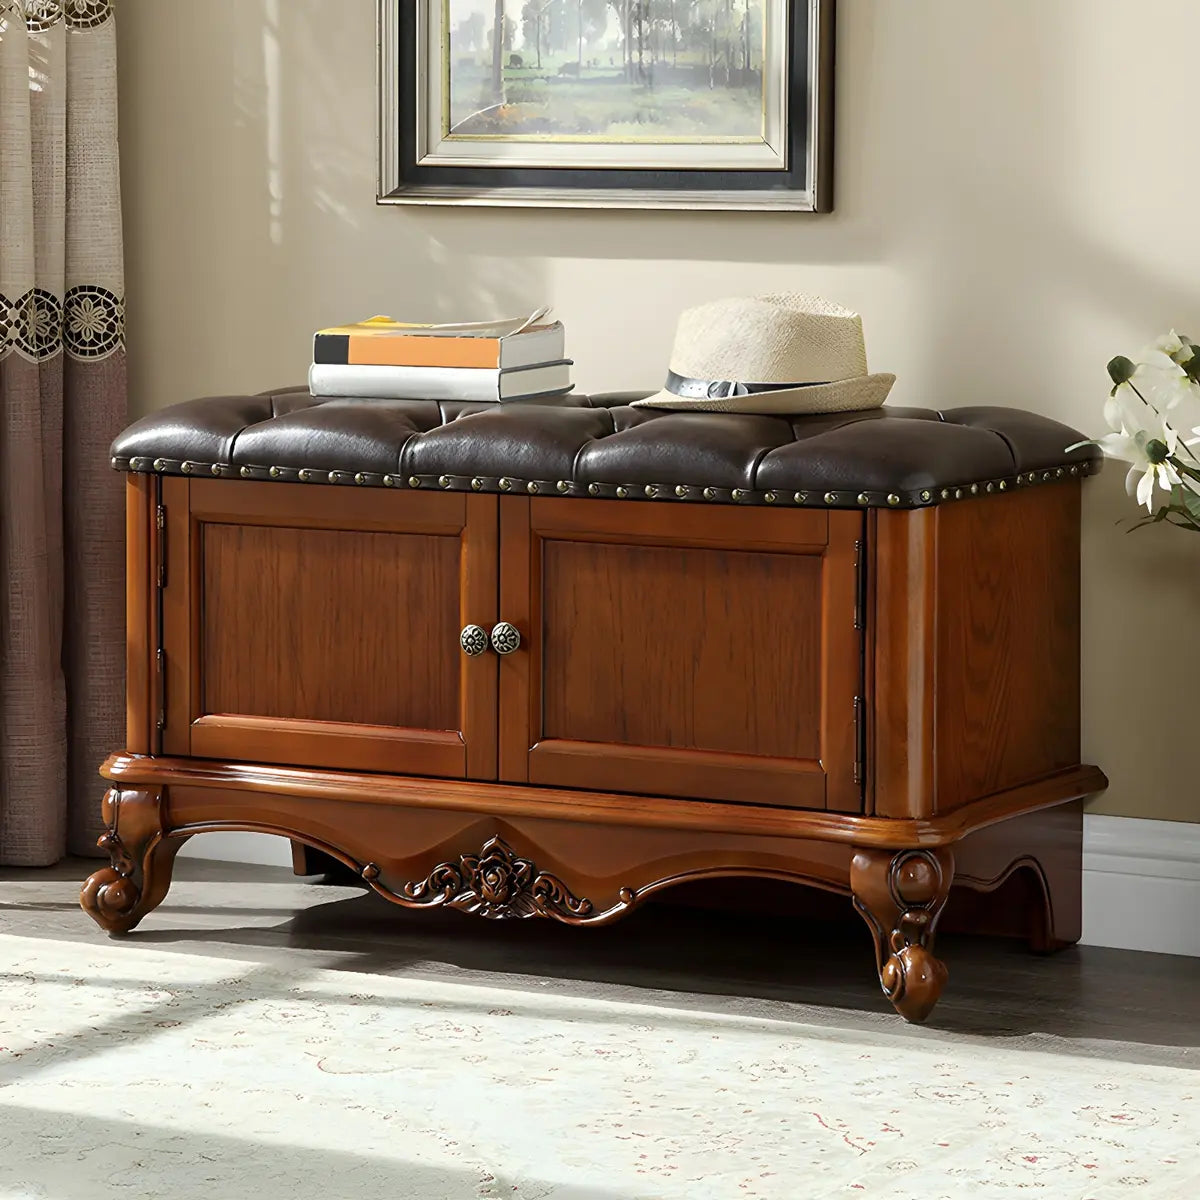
[0,933,1195,1200]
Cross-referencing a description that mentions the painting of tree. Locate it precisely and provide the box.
[446,0,766,140]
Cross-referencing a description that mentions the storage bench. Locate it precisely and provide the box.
[82,387,1108,1021]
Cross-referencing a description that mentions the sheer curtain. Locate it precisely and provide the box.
[0,0,124,864]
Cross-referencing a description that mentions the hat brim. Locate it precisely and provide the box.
[630,373,895,415]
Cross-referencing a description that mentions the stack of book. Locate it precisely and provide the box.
[308,308,572,402]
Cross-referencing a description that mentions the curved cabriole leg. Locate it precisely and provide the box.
[850,846,955,1024]
[80,787,187,936]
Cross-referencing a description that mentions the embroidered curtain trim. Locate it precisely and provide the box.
[0,1,113,32]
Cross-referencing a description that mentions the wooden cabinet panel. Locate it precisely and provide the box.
[499,498,864,811]
[201,525,460,729]
[933,486,1082,810]
[161,478,497,777]
[871,484,1083,818]
[540,540,823,758]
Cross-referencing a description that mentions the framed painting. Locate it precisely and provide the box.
[378,0,835,211]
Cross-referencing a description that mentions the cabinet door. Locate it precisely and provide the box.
[161,478,497,778]
[498,498,864,811]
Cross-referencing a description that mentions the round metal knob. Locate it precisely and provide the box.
[490,621,521,655]
[460,624,488,657]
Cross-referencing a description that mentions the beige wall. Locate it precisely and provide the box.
[116,0,1200,822]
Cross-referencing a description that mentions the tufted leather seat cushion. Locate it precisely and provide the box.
[110,387,1100,509]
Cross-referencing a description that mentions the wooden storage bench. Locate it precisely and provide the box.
[82,388,1107,1022]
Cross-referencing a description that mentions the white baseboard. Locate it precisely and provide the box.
[1082,815,1200,958]
[178,815,1200,959]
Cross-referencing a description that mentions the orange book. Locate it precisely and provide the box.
[313,311,564,371]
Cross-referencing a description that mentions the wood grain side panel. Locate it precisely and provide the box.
[161,477,192,756]
[200,523,461,730]
[461,495,499,780]
[124,475,157,754]
[498,496,534,782]
[528,498,831,552]
[821,512,864,812]
[528,739,826,808]
[187,477,467,533]
[934,484,1082,811]
[871,508,936,819]
[539,538,825,761]
[188,715,466,776]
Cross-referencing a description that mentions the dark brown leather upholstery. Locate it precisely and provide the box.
[110,387,1100,509]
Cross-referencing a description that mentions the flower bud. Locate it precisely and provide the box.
[1107,355,1137,387]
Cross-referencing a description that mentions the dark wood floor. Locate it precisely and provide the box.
[2,855,1197,1067]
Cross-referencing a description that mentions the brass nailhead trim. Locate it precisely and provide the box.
[857,492,870,506]
[824,492,837,505]
[408,476,420,488]
[471,477,484,491]
[675,485,688,498]
[383,475,396,487]
[999,480,1008,490]
[210,464,222,476]
[985,482,994,493]
[298,469,313,482]
[527,481,540,494]
[703,487,717,500]
[153,458,166,471]
[954,488,963,499]
[499,478,512,491]
[616,486,629,499]
[269,466,282,478]
[731,488,746,501]
[887,493,900,506]
[764,491,777,504]
[588,483,600,496]
[328,471,340,483]
[181,462,193,474]
[644,485,657,498]
[1055,467,1065,478]
[110,456,119,469]
[240,466,252,478]
[941,488,951,499]
[439,475,452,488]
[920,490,932,502]
[794,492,807,505]
[557,480,570,493]
[354,472,366,485]
[970,483,979,495]
[1042,471,1053,482]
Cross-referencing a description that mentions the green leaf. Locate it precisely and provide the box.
[1181,350,1200,384]
[1107,355,1137,386]
[1180,488,1200,521]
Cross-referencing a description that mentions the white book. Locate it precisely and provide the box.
[308,360,574,402]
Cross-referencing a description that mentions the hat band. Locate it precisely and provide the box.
[665,370,827,400]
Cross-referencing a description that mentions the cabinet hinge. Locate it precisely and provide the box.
[155,499,167,737]
[156,504,167,588]
[156,648,167,731]
[853,539,867,630]
[853,696,865,786]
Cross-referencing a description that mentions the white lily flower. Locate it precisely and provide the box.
[1150,330,1187,358]
[1090,388,1183,512]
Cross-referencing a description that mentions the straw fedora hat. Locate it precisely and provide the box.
[631,293,895,415]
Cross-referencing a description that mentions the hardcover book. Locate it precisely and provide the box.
[313,309,564,371]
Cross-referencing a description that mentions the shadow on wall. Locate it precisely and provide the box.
[118,0,549,415]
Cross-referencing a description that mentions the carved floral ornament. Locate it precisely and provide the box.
[0,0,113,31]
[394,836,595,921]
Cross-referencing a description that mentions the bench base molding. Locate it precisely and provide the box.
[81,753,1098,1023]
